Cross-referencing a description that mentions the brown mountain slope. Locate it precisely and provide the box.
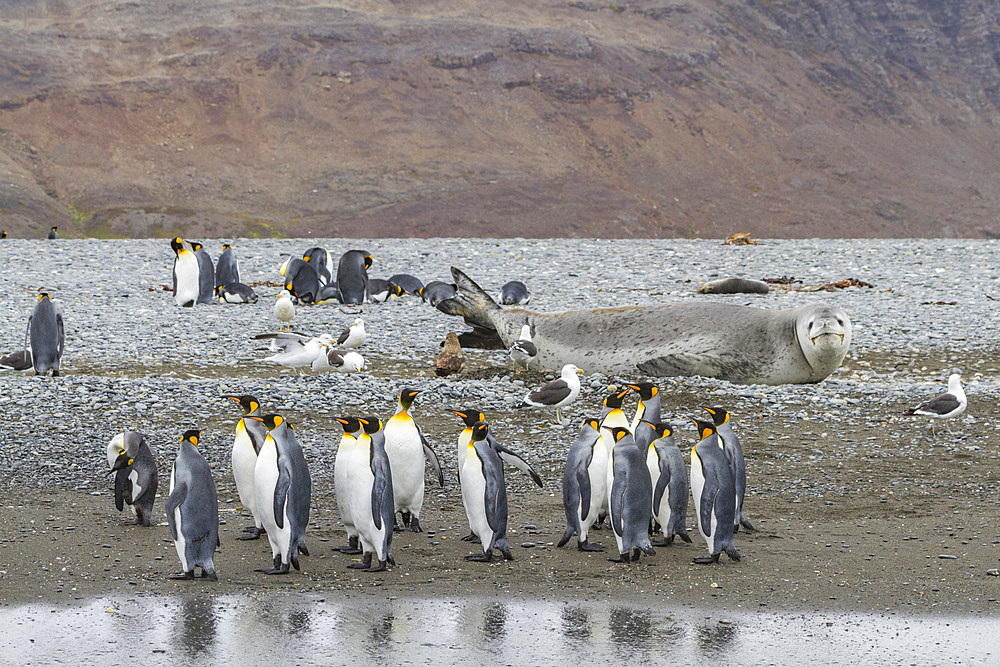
[0,0,998,238]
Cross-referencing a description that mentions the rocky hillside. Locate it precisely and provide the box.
[1,0,999,238]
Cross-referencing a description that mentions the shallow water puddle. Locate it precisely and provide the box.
[1,595,993,665]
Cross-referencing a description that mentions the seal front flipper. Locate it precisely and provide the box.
[638,351,742,379]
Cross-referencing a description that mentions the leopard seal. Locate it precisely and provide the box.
[436,267,851,385]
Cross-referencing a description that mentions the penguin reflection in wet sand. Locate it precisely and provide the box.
[246,414,312,574]
[27,293,64,376]
[703,407,753,532]
[223,394,267,539]
[166,429,219,581]
[348,417,395,572]
[383,389,445,532]
[558,418,606,552]
[461,421,513,562]
[171,237,200,307]
[333,417,365,554]
[108,431,158,527]
[605,426,656,563]
[521,364,584,423]
[690,420,740,565]
[643,422,691,546]
[187,241,215,305]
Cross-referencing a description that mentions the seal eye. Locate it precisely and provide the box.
[836,318,843,326]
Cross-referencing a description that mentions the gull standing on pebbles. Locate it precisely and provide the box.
[274,290,296,331]
[520,364,584,423]
[338,318,367,348]
[904,373,967,435]
[253,332,332,375]
[508,324,537,371]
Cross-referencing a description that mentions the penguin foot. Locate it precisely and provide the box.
[693,554,721,565]
[409,517,423,533]
[392,522,404,533]
[651,537,674,547]
[499,547,514,561]
[739,517,756,532]
[169,571,195,580]
[236,528,263,541]
[364,560,388,573]
[679,532,693,544]
[257,566,291,575]
[200,569,218,582]
[607,554,630,564]
[347,554,373,569]
[298,544,310,556]
[461,532,481,543]
[401,511,412,529]
[336,546,364,555]
[577,540,604,552]
[291,556,301,571]
[464,552,493,562]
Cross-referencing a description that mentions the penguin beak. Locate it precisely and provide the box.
[245,416,264,423]
[451,410,466,419]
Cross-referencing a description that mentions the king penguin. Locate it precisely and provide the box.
[594,388,632,525]
[643,421,691,546]
[626,382,661,434]
[223,394,267,539]
[27,293,64,376]
[171,237,200,307]
[346,417,395,572]
[557,418,605,552]
[461,421,513,562]
[333,417,364,554]
[187,241,215,305]
[690,419,740,565]
[247,414,312,574]
[452,409,542,487]
[336,249,372,305]
[605,426,656,562]
[703,407,753,532]
[383,388,445,532]
[108,430,158,527]
[47,226,58,239]
[215,243,240,289]
[302,246,334,285]
[165,429,219,581]
[282,257,322,304]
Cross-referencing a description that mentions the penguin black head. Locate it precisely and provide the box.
[1,231,6,239]
[37,292,50,302]
[642,420,672,439]
[471,421,489,442]
[603,388,631,410]
[171,237,185,253]
[398,388,420,410]
[364,254,373,270]
[187,240,204,252]
[359,416,382,434]
[51,226,58,232]
[223,394,260,415]
[417,286,424,298]
[691,419,717,441]
[259,414,286,431]
[181,429,204,447]
[702,407,730,426]
[606,426,631,443]
[581,417,601,432]
[452,409,485,428]
[393,283,404,297]
[335,416,363,433]
[625,382,657,400]
[223,243,232,250]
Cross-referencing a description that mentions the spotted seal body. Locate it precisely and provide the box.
[437,267,851,385]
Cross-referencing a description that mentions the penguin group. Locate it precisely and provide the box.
[170,237,257,307]
[557,383,752,565]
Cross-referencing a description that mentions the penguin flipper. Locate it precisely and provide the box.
[416,425,445,487]
[610,459,626,538]
[273,459,291,531]
[370,468,390,532]
[575,464,591,520]
[699,484,718,539]
[55,310,64,357]
[165,481,188,542]
[113,468,129,512]
[652,462,670,515]
[489,434,542,488]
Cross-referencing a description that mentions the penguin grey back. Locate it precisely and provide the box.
[187,242,215,304]
[118,431,159,526]
[471,436,508,550]
[420,281,457,307]
[367,425,395,538]
[609,430,655,554]
[284,258,321,304]
[215,245,240,288]
[166,439,219,568]
[27,295,64,375]
[273,421,312,550]
[560,419,601,540]
[694,432,738,554]
[337,250,372,305]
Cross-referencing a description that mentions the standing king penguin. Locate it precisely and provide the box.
[626,382,661,435]
[108,431,158,527]
[557,418,605,552]
[333,417,365,554]
[460,422,514,562]
[336,249,373,305]
[594,388,632,525]
[171,238,200,307]
[165,429,219,581]
[187,241,215,305]
[223,394,267,539]
[690,420,740,565]
[346,417,396,572]
[215,243,240,289]
[247,414,312,574]
[27,293,64,376]
[47,226,58,239]
[605,426,657,562]
[703,407,753,532]
[383,389,445,532]
[643,421,691,546]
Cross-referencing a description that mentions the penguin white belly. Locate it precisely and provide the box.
[460,455,491,551]
[580,445,608,539]
[350,462,384,559]
[646,449,660,514]
[334,440,357,536]
[128,469,141,516]
[606,451,625,554]
[169,465,188,571]
[254,445,283,560]
[384,418,425,514]
[173,254,199,307]
[690,453,709,548]
[232,428,260,527]
[707,507,719,555]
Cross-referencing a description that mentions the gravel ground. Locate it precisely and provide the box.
[1,238,998,612]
